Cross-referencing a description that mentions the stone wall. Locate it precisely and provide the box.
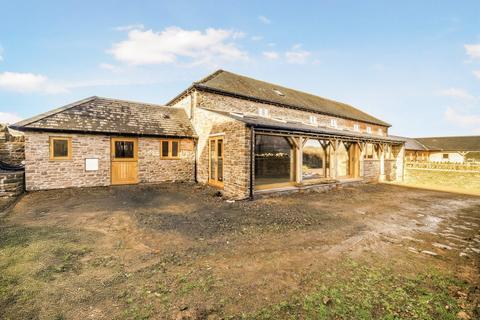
[195,91,389,137]
[25,132,195,191]
[0,171,24,197]
[194,108,251,199]
[363,160,380,181]
[0,125,25,165]
[384,160,396,181]
[138,138,195,183]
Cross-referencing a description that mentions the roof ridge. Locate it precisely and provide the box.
[12,96,98,128]
[194,69,225,85]
[94,96,168,108]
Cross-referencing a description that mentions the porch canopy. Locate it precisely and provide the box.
[203,108,405,144]
[203,109,405,191]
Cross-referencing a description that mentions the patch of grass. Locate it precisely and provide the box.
[0,224,95,318]
[35,247,91,281]
[404,168,480,193]
[242,261,467,320]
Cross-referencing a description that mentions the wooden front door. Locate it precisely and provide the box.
[111,137,138,185]
[208,137,224,188]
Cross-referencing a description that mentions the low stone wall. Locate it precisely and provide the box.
[0,171,24,197]
[255,179,366,198]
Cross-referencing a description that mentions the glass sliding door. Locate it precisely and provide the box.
[255,135,293,188]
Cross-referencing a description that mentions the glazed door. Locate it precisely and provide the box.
[111,137,138,185]
[208,137,224,188]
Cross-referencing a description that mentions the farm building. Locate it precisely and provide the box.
[404,136,480,163]
[12,70,406,199]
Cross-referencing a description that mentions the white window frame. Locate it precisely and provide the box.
[366,126,372,134]
[330,119,338,128]
[258,108,269,117]
[377,128,383,136]
[309,115,317,125]
[353,124,360,132]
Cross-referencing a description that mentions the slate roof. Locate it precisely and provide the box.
[391,136,428,151]
[11,96,195,138]
[200,108,404,144]
[415,136,480,152]
[170,69,391,127]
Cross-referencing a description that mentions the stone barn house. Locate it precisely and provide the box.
[12,70,406,199]
[404,136,480,163]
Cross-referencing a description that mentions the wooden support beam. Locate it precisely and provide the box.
[287,136,299,149]
[358,141,366,152]
[329,139,338,151]
[302,137,309,147]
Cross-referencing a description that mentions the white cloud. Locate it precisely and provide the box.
[285,44,311,64]
[0,112,23,124]
[445,107,480,132]
[465,44,480,59]
[109,26,248,65]
[439,88,475,100]
[0,72,66,94]
[474,70,480,79]
[114,24,145,31]
[258,15,271,24]
[262,51,279,60]
[251,35,263,41]
[99,63,122,73]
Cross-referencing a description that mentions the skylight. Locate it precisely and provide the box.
[272,89,285,96]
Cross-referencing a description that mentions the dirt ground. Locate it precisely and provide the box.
[1,182,479,319]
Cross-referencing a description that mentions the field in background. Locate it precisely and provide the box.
[403,168,480,195]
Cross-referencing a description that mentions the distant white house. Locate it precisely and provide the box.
[403,136,480,163]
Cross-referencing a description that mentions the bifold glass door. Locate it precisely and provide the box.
[208,137,224,188]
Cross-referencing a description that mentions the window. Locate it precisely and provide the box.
[49,137,72,160]
[114,141,135,158]
[443,153,449,160]
[258,108,270,117]
[255,135,293,187]
[309,115,317,125]
[377,128,383,136]
[330,119,338,128]
[353,124,360,132]
[160,139,180,159]
[366,126,372,134]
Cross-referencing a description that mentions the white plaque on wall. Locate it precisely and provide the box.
[85,158,99,171]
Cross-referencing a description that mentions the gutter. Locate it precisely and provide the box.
[10,127,197,140]
[247,124,404,145]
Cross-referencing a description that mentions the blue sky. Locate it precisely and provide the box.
[0,0,479,137]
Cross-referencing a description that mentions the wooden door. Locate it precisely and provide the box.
[111,137,138,185]
[208,137,224,188]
